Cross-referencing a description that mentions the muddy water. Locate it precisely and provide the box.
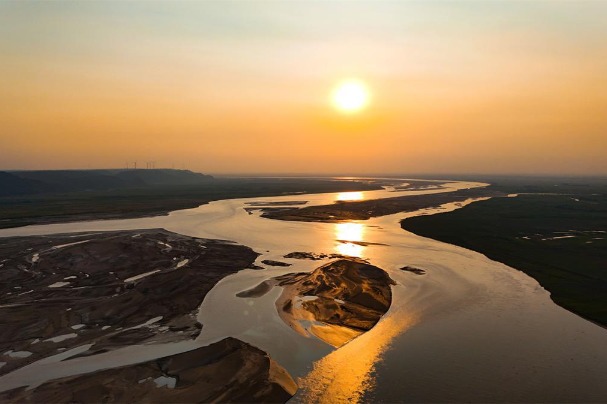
[0,179,606,402]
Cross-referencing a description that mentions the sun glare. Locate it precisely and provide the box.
[332,80,369,113]
[336,192,364,202]
[335,222,365,257]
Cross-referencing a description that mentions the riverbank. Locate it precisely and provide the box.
[402,192,607,327]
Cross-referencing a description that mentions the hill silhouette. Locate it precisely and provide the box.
[0,169,213,196]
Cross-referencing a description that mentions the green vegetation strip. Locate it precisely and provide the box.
[402,193,607,327]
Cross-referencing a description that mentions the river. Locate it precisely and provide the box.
[0,178,606,402]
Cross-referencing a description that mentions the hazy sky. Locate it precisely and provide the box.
[1,1,606,175]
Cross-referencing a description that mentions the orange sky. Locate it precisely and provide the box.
[1,1,606,175]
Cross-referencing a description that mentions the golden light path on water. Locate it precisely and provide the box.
[302,184,406,402]
[334,192,366,257]
[335,191,364,201]
[334,222,365,257]
[296,310,419,403]
[292,213,403,403]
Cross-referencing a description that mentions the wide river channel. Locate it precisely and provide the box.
[0,178,606,402]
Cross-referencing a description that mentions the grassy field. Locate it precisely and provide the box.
[0,177,380,229]
[402,181,607,327]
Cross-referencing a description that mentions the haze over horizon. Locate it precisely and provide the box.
[1,1,606,175]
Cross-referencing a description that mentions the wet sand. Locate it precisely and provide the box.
[0,229,260,373]
[0,229,300,402]
[2,337,296,403]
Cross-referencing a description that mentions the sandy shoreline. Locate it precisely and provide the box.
[239,259,395,348]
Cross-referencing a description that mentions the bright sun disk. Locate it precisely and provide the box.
[332,80,369,113]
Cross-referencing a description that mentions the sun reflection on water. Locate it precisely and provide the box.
[335,223,364,241]
[335,222,365,257]
[335,192,364,202]
[336,242,363,257]
[297,221,418,402]
[296,313,419,403]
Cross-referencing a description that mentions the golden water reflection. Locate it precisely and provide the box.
[300,221,415,402]
[297,312,419,403]
[335,222,365,257]
[335,192,364,202]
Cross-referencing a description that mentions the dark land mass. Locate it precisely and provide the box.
[262,187,500,222]
[402,181,607,327]
[0,173,381,229]
[400,265,426,275]
[0,229,258,375]
[2,337,297,404]
[240,259,394,347]
[261,260,292,267]
[0,169,213,196]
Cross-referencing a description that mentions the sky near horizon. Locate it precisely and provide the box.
[1,1,606,175]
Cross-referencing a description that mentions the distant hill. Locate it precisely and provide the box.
[0,169,213,196]
[0,172,53,196]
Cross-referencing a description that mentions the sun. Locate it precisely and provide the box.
[331,79,370,113]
